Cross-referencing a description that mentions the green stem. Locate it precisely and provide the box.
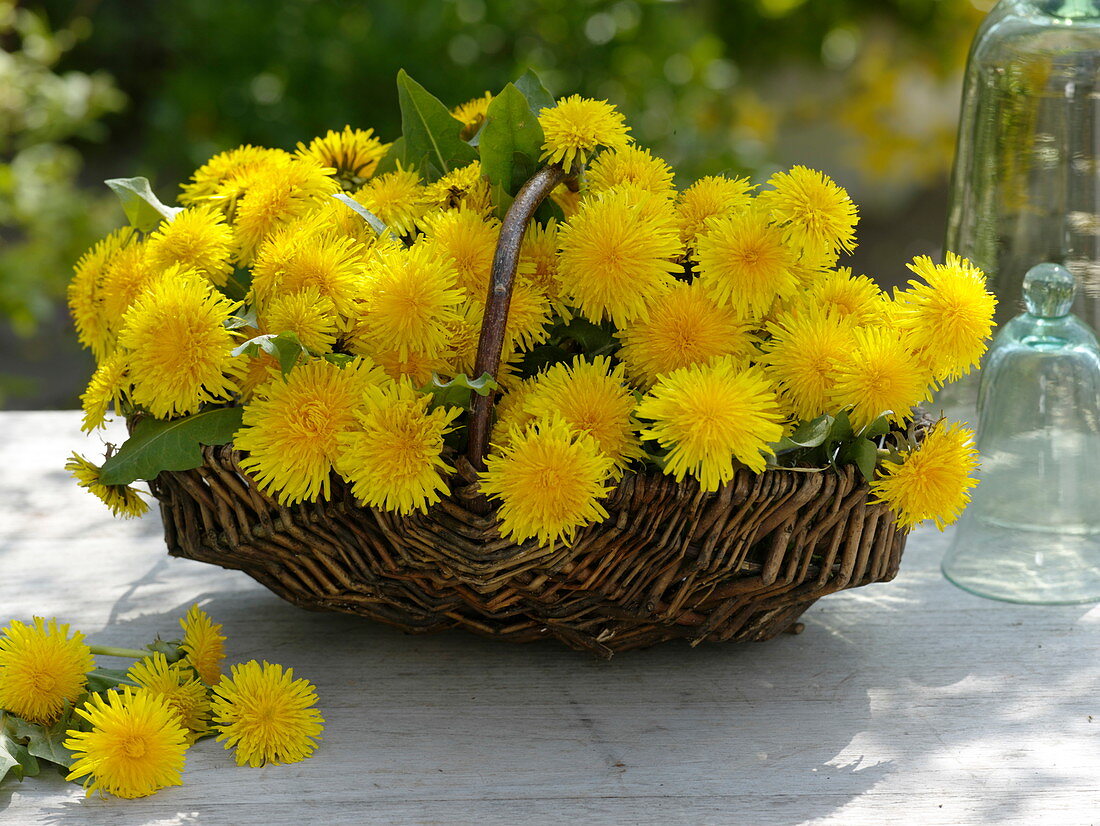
[88,645,148,660]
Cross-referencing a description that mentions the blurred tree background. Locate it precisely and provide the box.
[1,0,992,408]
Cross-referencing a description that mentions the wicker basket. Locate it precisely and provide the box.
[147,165,912,658]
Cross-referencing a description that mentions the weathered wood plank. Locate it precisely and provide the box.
[1,411,1099,825]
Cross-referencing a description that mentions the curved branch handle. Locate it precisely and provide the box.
[466,164,567,467]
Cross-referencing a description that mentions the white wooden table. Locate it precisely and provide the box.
[1,410,1098,826]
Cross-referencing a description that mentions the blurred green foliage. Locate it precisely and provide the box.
[0,0,124,334]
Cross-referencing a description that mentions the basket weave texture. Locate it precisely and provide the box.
[151,446,907,658]
[147,163,910,658]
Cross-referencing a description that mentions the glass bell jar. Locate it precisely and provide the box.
[942,0,1100,418]
[942,263,1100,603]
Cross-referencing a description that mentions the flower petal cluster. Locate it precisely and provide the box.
[0,617,93,724]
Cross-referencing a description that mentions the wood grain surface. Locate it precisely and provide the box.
[1,411,1098,826]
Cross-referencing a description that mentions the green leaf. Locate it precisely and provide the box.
[787,415,833,449]
[420,372,499,411]
[374,136,405,176]
[105,177,183,233]
[7,716,77,769]
[514,69,555,115]
[0,722,40,784]
[98,407,245,485]
[323,352,355,367]
[84,667,138,694]
[837,437,880,483]
[824,409,853,452]
[556,317,614,354]
[219,268,253,302]
[231,330,308,375]
[396,69,477,180]
[859,412,893,440]
[332,193,387,234]
[480,83,545,219]
[224,304,257,331]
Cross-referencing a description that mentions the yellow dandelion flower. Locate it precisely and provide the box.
[118,266,243,419]
[693,209,800,321]
[66,453,149,519]
[480,416,615,548]
[296,125,389,184]
[519,219,570,315]
[146,205,235,287]
[99,240,161,334]
[372,348,448,386]
[335,382,460,514]
[803,267,884,326]
[895,253,997,381]
[179,604,226,686]
[68,227,136,360]
[80,351,129,432]
[420,160,492,214]
[179,144,293,211]
[675,175,756,247]
[551,182,582,218]
[871,422,980,531]
[211,660,324,768]
[788,245,841,288]
[235,158,340,264]
[251,220,369,319]
[636,359,785,489]
[489,378,540,449]
[617,281,756,387]
[762,307,857,421]
[538,95,631,171]
[586,145,675,197]
[237,358,387,504]
[830,327,931,430]
[64,687,188,799]
[467,280,552,354]
[308,197,381,248]
[260,287,338,354]
[353,165,429,237]
[0,617,93,725]
[452,91,493,140]
[234,352,280,402]
[757,165,859,258]
[351,244,465,360]
[557,188,683,327]
[524,356,642,473]
[439,305,483,377]
[127,653,210,743]
[418,208,500,296]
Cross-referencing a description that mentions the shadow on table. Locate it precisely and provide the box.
[12,527,1100,826]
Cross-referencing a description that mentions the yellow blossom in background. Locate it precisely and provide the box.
[557,188,683,327]
[353,165,429,236]
[64,687,188,799]
[65,453,149,519]
[118,266,243,419]
[757,165,859,258]
[467,280,552,354]
[67,227,136,361]
[260,287,339,354]
[179,604,226,686]
[251,220,368,319]
[296,125,389,183]
[519,219,570,316]
[179,145,293,213]
[586,145,675,197]
[480,416,615,548]
[617,281,756,387]
[489,377,540,449]
[636,359,785,490]
[236,358,387,504]
[694,209,799,320]
[762,307,856,421]
[895,253,997,382]
[127,653,211,744]
[803,267,884,326]
[451,91,493,140]
[352,243,466,360]
[675,174,757,248]
[374,348,449,386]
[0,617,94,724]
[99,241,161,335]
[524,356,643,474]
[419,208,500,297]
[831,326,930,430]
[211,660,324,768]
[550,182,582,218]
[79,352,128,432]
[145,205,235,287]
[420,160,492,214]
[336,382,461,514]
[234,157,340,263]
[538,95,632,170]
[872,422,980,531]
